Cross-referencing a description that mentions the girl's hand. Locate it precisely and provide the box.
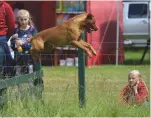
[133,81,139,94]
[12,33,18,39]
[16,40,23,47]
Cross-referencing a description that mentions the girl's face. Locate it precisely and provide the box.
[128,73,139,87]
[18,15,29,27]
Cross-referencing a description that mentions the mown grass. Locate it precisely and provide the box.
[0,49,150,117]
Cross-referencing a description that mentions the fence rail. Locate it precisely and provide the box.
[0,70,43,90]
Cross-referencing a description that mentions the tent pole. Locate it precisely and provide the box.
[116,1,120,65]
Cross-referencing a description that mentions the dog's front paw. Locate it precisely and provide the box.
[92,50,97,56]
[87,51,92,58]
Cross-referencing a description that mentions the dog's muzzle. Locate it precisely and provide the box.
[86,24,98,33]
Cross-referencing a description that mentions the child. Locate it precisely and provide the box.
[120,70,149,105]
[11,9,39,100]
[12,9,37,75]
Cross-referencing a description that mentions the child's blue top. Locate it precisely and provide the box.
[13,26,37,55]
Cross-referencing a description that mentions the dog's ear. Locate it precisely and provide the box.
[87,13,93,19]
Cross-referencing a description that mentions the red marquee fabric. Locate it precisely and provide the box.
[86,1,124,66]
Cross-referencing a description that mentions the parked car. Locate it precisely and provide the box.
[123,0,150,47]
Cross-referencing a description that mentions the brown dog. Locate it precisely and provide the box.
[30,12,98,61]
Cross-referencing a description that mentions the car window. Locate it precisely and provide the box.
[128,4,148,18]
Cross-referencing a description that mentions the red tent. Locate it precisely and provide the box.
[86,1,125,66]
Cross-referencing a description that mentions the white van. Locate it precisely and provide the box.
[123,0,150,42]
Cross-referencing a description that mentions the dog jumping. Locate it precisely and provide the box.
[30,12,98,61]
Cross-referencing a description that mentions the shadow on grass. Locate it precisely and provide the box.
[123,59,150,65]
[123,48,150,65]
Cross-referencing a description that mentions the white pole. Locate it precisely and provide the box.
[149,0,151,40]
[116,1,120,65]
[149,1,151,71]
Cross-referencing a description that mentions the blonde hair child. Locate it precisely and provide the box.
[12,9,37,53]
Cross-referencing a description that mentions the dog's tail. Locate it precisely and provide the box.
[28,37,34,43]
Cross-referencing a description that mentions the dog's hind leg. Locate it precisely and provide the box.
[30,49,41,62]
[71,40,92,57]
[31,37,44,61]
[79,40,97,56]
[31,37,44,52]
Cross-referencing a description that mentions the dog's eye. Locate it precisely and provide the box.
[87,13,93,19]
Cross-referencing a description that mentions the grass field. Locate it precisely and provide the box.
[0,49,150,117]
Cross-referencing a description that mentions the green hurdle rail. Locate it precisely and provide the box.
[0,62,44,105]
[0,70,43,90]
